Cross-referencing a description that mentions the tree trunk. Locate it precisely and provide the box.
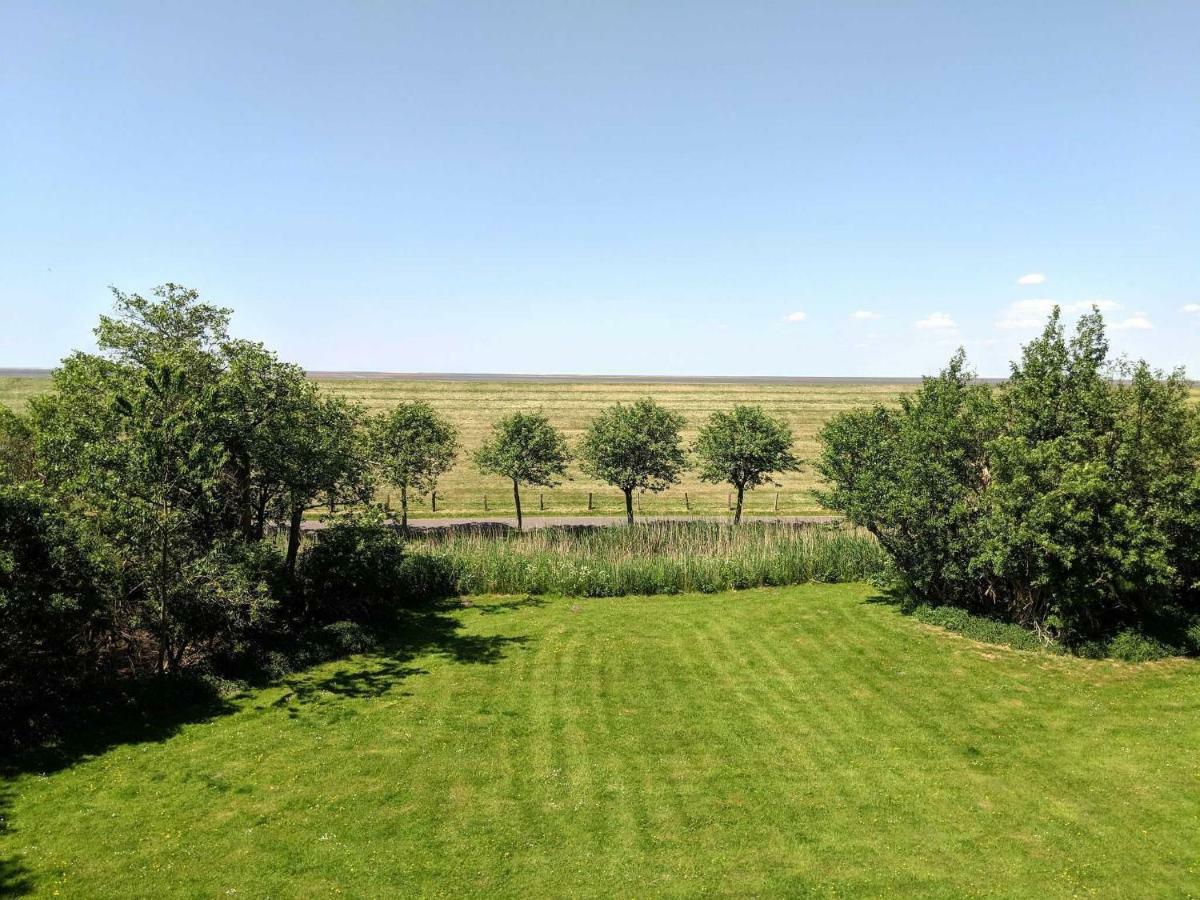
[624,488,635,524]
[512,479,523,531]
[400,484,409,531]
[285,506,304,574]
[157,512,170,674]
[253,489,268,541]
[734,483,745,525]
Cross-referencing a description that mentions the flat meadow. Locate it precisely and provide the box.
[1,374,916,517]
[3,584,1197,897]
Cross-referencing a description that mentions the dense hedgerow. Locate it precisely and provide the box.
[818,307,1200,651]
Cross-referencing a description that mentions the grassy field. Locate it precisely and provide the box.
[3,584,1197,897]
[0,374,913,516]
[0,376,49,413]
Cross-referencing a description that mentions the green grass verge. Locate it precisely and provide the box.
[4,584,1198,897]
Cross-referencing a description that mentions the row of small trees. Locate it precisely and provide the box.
[375,397,800,530]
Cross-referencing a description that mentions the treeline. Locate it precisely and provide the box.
[818,307,1200,656]
[0,284,801,745]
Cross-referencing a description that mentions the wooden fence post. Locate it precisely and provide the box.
[483,494,488,512]
[588,492,593,511]
[684,491,690,512]
[431,490,437,513]
[539,492,544,511]
[774,492,779,512]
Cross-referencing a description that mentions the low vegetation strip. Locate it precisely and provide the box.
[409,521,888,596]
[4,585,1197,897]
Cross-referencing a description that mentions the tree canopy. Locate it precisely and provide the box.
[578,398,686,523]
[370,401,459,528]
[693,404,799,523]
[474,412,570,530]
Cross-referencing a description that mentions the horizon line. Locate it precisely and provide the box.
[0,368,1007,385]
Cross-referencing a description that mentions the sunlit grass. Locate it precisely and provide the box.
[4,584,1198,897]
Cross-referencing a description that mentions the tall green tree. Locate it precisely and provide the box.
[474,412,569,531]
[694,405,799,524]
[213,340,370,563]
[275,392,371,574]
[578,398,686,524]
[370,401,459,529]
[975,308,1133,636]
[29,287,288,666]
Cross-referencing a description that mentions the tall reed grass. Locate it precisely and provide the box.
[407,521,888,597]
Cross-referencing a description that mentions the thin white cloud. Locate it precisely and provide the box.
[1182,303,1200,314]
[850,310,881,320]
[1112,314,1153,331]
[915,312,957,331]
[785,310,807,322]
[1017,273,1046,286]
[994,298,1120,330]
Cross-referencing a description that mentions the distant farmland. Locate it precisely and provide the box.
[338,376,918,517]
[13,371,1191,518]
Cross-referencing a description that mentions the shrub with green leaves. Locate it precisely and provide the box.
[0,482,106,744]
[297,515,411,623]
[819,307,1200,649]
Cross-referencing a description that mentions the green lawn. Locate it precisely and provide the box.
[3,584,1199,897]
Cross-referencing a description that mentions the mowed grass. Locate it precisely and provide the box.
[0,374,913,516]
[4,584,1198,897]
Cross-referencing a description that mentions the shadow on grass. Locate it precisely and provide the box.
[474,595,548,616]
[0,782,31,898]
[0,601,526,894]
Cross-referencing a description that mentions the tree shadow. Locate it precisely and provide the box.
[861,587,916,610]
[1,675,236,897]
[474,595,548,616]
[0,601,529,894]
[1,781,32,897]
[272,660,430,709]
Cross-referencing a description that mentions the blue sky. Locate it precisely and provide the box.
[2,1,1197,376]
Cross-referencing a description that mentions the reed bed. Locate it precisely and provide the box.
[408,521,888,597]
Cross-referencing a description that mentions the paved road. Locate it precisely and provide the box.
[301,514,841,532]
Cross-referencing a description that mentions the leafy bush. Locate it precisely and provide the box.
[1104,630,1171,663]
[397,554,459,603]
[819,308,1200,649]
[296,516,410,623]
[0,483,106,745]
